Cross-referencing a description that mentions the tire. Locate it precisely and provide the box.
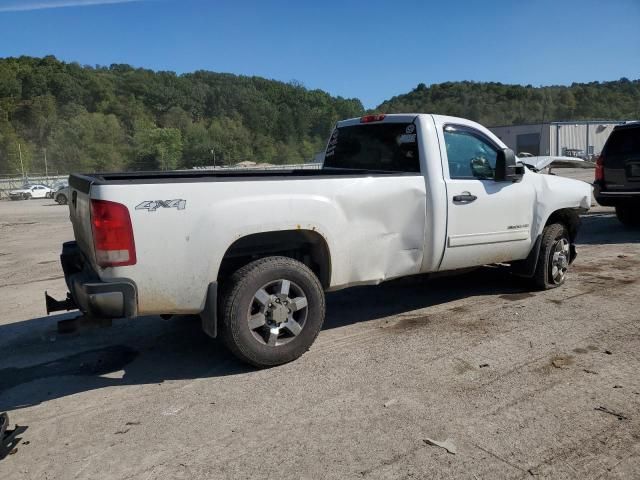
[532,223,571,290]
[219,256,325,368]
[56,194,68,205]
[615,204,640,227]
[23,193,31,200]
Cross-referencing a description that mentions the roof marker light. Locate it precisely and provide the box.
[360,114,386,123]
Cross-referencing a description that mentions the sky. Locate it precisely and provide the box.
[0,0,638,108]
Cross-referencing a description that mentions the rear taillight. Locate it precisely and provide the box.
[90,199,136,267]
[595,155,604,182]
[360,114,386,123]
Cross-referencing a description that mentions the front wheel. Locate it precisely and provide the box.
[219,256,325,368]
[56,194,68,205]
[23,193,31,200]
[532,223,571,290]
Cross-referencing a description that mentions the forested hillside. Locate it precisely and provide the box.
[376,79,640,126]
[0,56,363,175]
[1,55,638,176]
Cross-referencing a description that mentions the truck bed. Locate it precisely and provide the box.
[69,168,410,191]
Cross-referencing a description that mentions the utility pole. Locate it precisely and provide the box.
[44,148,48,179]
[18,143,25,179]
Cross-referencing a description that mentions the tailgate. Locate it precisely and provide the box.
[68,174,97,266]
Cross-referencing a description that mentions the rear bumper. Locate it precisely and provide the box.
[57,241,138,318]
[593,184,640,206]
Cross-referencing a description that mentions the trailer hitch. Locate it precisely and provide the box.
[45,291,77,315]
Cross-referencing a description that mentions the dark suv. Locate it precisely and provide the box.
[594,122,640,226]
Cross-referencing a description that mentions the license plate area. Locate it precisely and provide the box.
[628,163,640,180]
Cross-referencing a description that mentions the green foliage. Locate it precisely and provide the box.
[49,111,128,172]
[376,80,640,126]
[1,55,637,175]
[0,55,364,174]
[133,124,182,171]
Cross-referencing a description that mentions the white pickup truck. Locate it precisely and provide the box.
[46,114,591,367]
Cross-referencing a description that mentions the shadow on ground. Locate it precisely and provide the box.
[0,211,635,411]
[577,211,640,245]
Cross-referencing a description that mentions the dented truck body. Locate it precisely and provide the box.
[50,114,592,366]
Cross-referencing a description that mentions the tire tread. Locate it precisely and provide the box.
[219,256,325,367]
[532,223,568,290]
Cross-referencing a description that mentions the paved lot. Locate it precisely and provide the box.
[1,174,639,479]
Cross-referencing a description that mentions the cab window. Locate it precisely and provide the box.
[444,126,498,179]
[324,122,420,172]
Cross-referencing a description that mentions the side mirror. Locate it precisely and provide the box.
[495,148,524,182]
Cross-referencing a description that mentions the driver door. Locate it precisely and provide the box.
[438,124,535,271]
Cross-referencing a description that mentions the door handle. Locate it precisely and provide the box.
[453,193,477,203]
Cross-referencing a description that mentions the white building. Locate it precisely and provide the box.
[489,121,632,159]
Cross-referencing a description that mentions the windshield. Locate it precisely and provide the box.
[324,122,420,172]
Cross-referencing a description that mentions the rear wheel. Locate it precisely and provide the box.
[615,204,640,227]
[219,256,325,368]
[56,193,68,205]
[532,223,571,290]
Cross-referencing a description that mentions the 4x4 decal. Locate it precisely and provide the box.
[135,199,186,212]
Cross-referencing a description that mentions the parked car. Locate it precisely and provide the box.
[594,122,640,226]
[46,114,591,367]
[518,155,594,174]
[47,181,69,199]
[54,186,70,205]
[8,184,52,200]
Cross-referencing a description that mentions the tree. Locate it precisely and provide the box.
[182,121,212,167]
[48,112,128,173]
[0,122,34,175]
[1,55,638,174]
[133,124,182,170]
[208,116,252,165]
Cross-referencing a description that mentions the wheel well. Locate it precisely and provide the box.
[218,230,331,289]
[545,208,581,242]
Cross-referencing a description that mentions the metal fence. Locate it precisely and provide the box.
[0,163,323,200]
[0,173,68,200]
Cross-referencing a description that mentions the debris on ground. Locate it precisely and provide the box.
[604,350,612,355]
[551,356,573,369]
[383,399,397,408]
[594,406,628,421]
[424,437,457,454]
[479,363,489,368]
[583,369,598,374]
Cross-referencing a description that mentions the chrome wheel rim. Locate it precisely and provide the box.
[551,238,570,284]
[247,279,308,347]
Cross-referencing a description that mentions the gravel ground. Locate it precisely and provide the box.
[0,170,639,479]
